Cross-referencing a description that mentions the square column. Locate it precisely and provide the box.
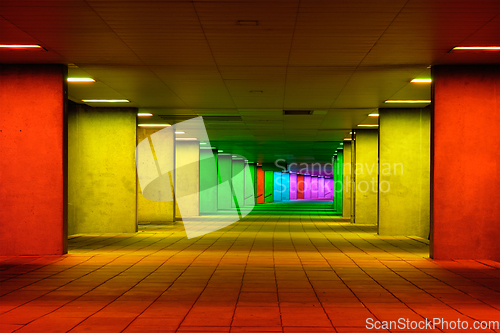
[432,65,500,261]
[342,142,352,218]
[354,130,378,224]
[0,64,67,255]
[290,173,298,200]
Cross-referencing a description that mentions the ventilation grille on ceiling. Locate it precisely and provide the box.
[283,110,313,115]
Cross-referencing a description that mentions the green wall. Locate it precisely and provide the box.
[200,149,218,214]
[354,129,378,224]
[342,142,352,219]
[334,152,343,212]
[378,108,430,238]
[264,171,274,203]
[68,105,137,234]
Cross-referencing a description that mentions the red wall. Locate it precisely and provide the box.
[256,166,265,204]
[0,64,67,255]
[297,175,305,199]
[432,65,500,261]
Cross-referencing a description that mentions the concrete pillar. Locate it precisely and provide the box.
[264,171,274,203]
[325,178,333,200]
[136,127,175,223]
[334,152,343,212]
[200,148,218,214]
[0,64,67,255]
[217,154,233,210]
[304,175,312,199]
[342,142,352,218]
[378,108,430,238]
[281,173,290,201]
[290,173,298,200]
[256,166,265,204]
[354,130,378,224]
[244,162,256,207]
[68,104,137,234]
[273,171,282,202]
[432,65,500,261]
[311,176,319,199]
[318,177,325,199]
[175,141,200,218]
[232,159,245,208]
[297,174,305,199]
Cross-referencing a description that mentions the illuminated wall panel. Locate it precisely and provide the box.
[281,173,290,201]
[289,174,298,200]
[200,149,218,214]
[264,171,274,203]
[273,171,282,202]
[311,176,319,199]
[256,166,265,204]
[318,177,325,199]
[297,175,305,199]
[304,175,311,199]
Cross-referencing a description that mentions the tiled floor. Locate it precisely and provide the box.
[1,204,499,332]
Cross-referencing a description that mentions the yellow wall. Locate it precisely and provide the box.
[136,128,175,224]
[68,104,137,234]
[354,130,378,224]
[378,108,430,238]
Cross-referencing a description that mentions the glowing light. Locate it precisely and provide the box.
[452,46,500,51]
[0,44,42,49]
[176,138,197,141]
[138,124,171,127]
[358,124,379,127]
[137,113,153,117]
[368,113,379,117]
[411,78,432,83]
[384,100,431,104]
[175,131,185,134]
[82,99,129,103]
[67,78,95,82]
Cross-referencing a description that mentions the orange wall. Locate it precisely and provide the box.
[0,65,67,255]
[431,65,500,261]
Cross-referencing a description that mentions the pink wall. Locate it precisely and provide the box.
[432,65,500,261]
[0,65,67,255]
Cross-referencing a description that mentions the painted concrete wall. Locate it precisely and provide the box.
[218,155,234,209]
[281,173,290,201]
[297,175,304,199]
[432,65,500,261]
[0,64,67,255]
[264,171,274,203]
[244,163,256,207]
[69,104,137,234]
[335,153,343,212]
[343,142,352,218]
[137,127,175,223]
[378,108,430,238]
[232,159,245,208]
[273,171,282,202]
[311,177,319,199]
[175,141,200,218]
[318,177,325,199]
[256,166,265,204]
[200,149,218,214]
[354,130,378,224]
[290,173,298,200]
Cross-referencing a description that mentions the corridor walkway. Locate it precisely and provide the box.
[1,204,499,332]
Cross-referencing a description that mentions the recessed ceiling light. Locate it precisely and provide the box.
[138,124,171,127]
[0,44,43,49]
[410,78,432,83]
[358,124,379,127]
[384,100,431,104]
[137,113,153,117]
[200,142,207,145]
[451,46,500,51]
[218,150,224,153]
[176,138,197,141]
[67,78,95,82]
[344,138,353,141]
[368,113,379,117]
[175,131,185,134]
[82,99,129,103]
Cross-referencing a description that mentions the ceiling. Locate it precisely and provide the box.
[1,0,499,164]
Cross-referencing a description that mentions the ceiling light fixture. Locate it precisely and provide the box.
[218,150,224,153]
[0,44,43,49]
[410,78,432,83]
[175,131,185,134]
[82,99,129,103]
[368,113,379,117]
[67,78,95,82]
[200,142,207,145]
[358,124,379,127]
[137,113,153,117]
[176,138,198,141]
[344,138,352,141]
[384,100,431,104]
[138,124,171,127]
[451,46,500,51]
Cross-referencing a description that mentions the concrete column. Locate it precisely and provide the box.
[175,141,200,218]
[342,142,352,218]
[378,108,430,238]
[232,159,245,208]
[264,171,274,203]
[334,152,343,212]
[290,173,298,200]
[311,176,319,199]
[136,127,175,223]
[200,148,218,214]
[318,177,325,199]
[244,162,256,207]
[432,65,500,261]
[304,175,312,199]
[69,104,137,234]
[0,64,67,255]
[256,166,265,204]
[354,129,378,224]
[273,171,282,202]
[297,174,305,199]
[325,178,333,200]
[281,173,290,201]
[217,154,233,210]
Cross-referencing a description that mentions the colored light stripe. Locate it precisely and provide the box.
[384,100,431,103]
[452,46,500,51]
[358,124,379,127]
[0,44,42,49]
[82,99,129,103]
[67,78,95,82]
[137,113,153,117]
[411,78,432,83]
[368,113,379,117]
